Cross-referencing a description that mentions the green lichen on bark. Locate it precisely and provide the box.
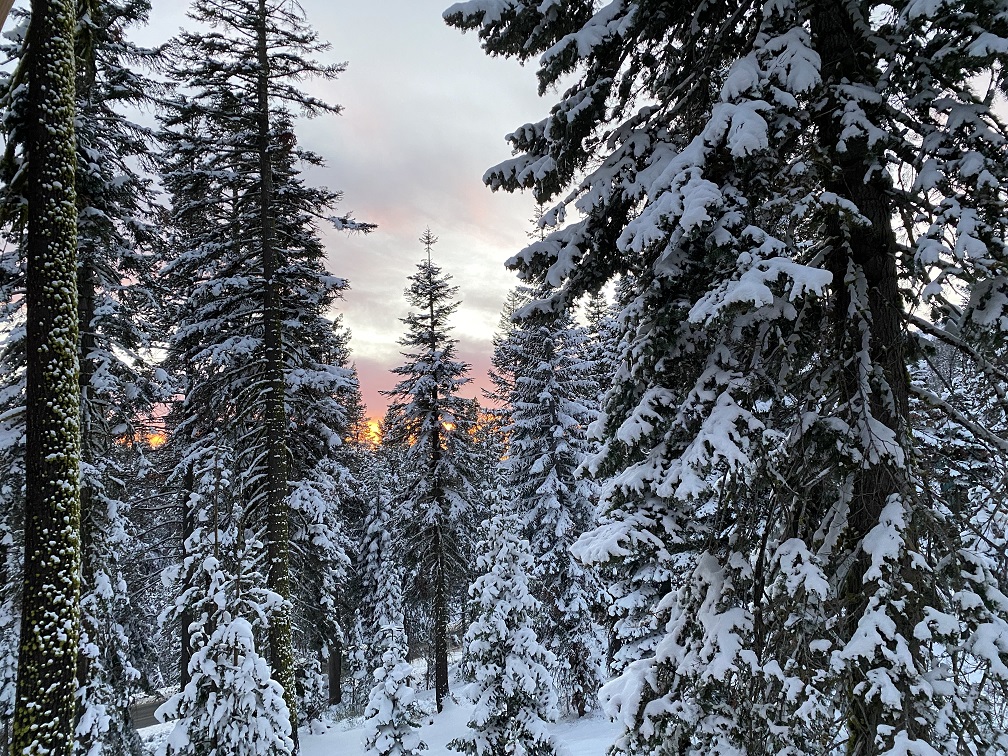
[255,0,297,742]
[11,0,82,754]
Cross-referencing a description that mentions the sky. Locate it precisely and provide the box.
[138,1,549,420]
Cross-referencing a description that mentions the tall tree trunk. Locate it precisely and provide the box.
[426,251,450,712]
[12,1,82,755]
[326,643,341,706]
[180,466,195,689]
[812,5,910,755]
[256,0,298,745]
[432,525,448,712]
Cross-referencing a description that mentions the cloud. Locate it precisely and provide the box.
[135,0,545,416]
[300,0,546,414]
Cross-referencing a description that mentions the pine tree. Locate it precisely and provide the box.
[358,467,399,678]
[0,2,164,750]
[158,482,293,756]
[72,2,164,752]
[505,301,604,717]
[483,286,531,457]
[159,0,369,738]
[360,510,425,756]
[580,291,618,418]
[362,643,426,756]
[384,229,475,712]
[288,455,354,726]
[447,2,1008,754]
[449,495,565,756]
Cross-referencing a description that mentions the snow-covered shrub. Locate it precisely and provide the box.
[159,617,293,756]
[361,646,426,756]
[450,506,567,756]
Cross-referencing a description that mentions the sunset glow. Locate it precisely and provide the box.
[146,432,167,449]
[365,419,382,446]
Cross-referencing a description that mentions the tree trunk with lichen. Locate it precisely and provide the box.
[11,1,82,755]
[256,0,298,746]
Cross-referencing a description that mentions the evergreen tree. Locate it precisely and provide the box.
[483,285,531,456]
[0,2,163,750]
[384,229,475,712]
[579,291,618,418]
[505,301,604,717]
[447,2,1008,754]
[358,466,399,678]
[159,0,369,738]
[362,643,426,756]
[158,475,293,756]
[449,495,565,756]
[360,512,425,756]
[159,1,369,737]
[72,2,164,752]
[288,455,354,726]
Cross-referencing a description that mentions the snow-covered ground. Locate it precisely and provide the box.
[141,690,620,756]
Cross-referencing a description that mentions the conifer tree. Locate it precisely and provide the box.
[360,511,425,756]
[505,301,603,716]
[449,494,565,756]
[362,639,426,756]
[580,291,618,417]
[159,1,369,738]
[358,468,399,678]
[384,229,475,712]
[72,2,164,752]
[483,286,531,455]
[0,2,163,750]
[447,2,1008,754]
[288,455,354,725]
[158,468,293,756]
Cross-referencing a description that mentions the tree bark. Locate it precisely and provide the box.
[432,526,448,712]
[257,0,298,746]
[180,466,195,689]
[326,643,341,706]
[812,4,911,755]
[11,2,82,755]
[0,0,14,30]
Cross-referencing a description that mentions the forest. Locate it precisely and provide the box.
[3,1,1008,756]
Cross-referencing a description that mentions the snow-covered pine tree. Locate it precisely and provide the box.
[362,638,426,756]
[159,1,369,736]
[158,464,293,756]
[158,1,369,735]
[580,291,618,417]
[383,229,476,712]
[449,492,566,756]
[72,3,165,752]
[505,299,603,717]
[360,498,425,756]
[281,263,359,723]
[483,286,531,457]
[357,463,399,679]
[288,455,354,726]
[0,0,83,753]
[447,2,1008,755]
